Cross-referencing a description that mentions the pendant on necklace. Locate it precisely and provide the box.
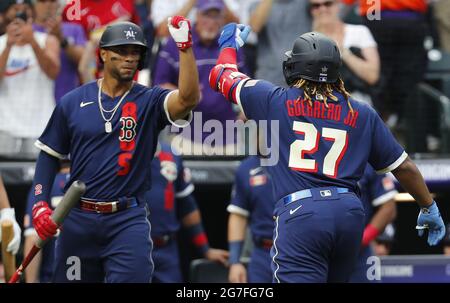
[105,122,112,133]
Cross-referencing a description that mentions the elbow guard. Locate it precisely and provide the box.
[209,64,249,104]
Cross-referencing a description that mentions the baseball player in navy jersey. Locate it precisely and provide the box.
[146,142,228,283]
[209,24,446,282]
[28,18,199,282]
[349,164,397,283]
[228,156,275,283]
[23,161,70,283]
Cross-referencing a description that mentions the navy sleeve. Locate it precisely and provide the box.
[368,108,407,173]
[36,102,70,159]
[238,80,280,122]
[228,164,251,217]
[174,155,194,199]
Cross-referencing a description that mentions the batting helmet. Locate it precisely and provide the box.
[283,32,341,86]
[99,21,148,70]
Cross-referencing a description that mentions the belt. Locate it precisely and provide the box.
[254,237,273,250]
[152,234,175,248]
[79,197,138,213]
[281,187,350,206]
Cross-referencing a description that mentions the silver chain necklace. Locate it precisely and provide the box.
[97,79,133,133]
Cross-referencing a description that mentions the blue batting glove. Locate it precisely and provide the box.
[218,23,251,51]
[416,201,446,246]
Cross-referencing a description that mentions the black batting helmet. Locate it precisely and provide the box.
[283,32,341,86]
[99,21,148,70]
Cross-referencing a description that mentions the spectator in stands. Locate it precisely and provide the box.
[443,224,450,256]
[62,0,140,36]
[342,0,429,127]
[373,223,396,256]
[310,0,380,106]
[151,0,238,40]
[153,0,246,155]
[433,0,450,54]
[249,0,311,87]
[78,27,102,83]
[33,0,86,102]
[0,0,60,158]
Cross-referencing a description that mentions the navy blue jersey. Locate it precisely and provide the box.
[24,172,70,281]
[227,156,275,240]
[145,143,194,236]
[358,165,397,225]
[36,81,177,199]
[237,80,406,200]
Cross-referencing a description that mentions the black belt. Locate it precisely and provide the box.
[254,237,273,250]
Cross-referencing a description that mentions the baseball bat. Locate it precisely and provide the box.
[1,221,16,282]
[8,180,86,283]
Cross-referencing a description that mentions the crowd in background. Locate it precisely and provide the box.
[0,0,449,159]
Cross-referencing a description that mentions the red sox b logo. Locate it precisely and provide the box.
[119,116,137,142]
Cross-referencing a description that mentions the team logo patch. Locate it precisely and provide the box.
[160,160,177,182]
[34,184,42,196]
[382,176,395,191]
[250,175,267,187]
[119,116,137,142]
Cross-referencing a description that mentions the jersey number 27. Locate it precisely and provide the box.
[289,121,348,178]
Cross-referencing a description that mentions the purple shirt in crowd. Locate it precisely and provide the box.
[153,30,247,143]
[34,22,87,103]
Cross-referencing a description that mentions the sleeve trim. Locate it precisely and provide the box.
[175,183,195,198]
[163,90,193,128]
[372,190,398,207]
[34,140,67,160]
[227,204,249,217]
[376,151,408,174]
[235,79,247,114]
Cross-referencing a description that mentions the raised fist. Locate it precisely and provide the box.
[168,16,192,50]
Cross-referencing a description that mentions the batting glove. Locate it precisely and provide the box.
[0,208,21,254]
[32,201,58,241]
[416,201,446,246]
[168,16,192,50]
[218,23,251,51]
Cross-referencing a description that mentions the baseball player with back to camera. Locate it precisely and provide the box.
[227,155,275,283]
[23,160,70,283]
[146,141,228,283]
[29,17,199,282]
[349,164,397,282]
[209,24,446,282]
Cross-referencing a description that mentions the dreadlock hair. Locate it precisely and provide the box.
[292,76,354,115]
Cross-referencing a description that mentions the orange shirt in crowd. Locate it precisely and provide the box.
[341,0,427,15]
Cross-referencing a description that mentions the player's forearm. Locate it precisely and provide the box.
[392,157,433,208]
[228,213,248,242]
[31,151,60,205]
[24,235,42,283]
[30,37,60,79]
[0,176,12,209]
[249,0,273,34]
[176,48,200,115]
[0,45,12,83]
[369,200,397,232]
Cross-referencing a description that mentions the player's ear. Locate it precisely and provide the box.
[100,49,107,63]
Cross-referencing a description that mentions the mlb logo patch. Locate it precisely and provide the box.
[250,175,267,187]
[320,190,332,197]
